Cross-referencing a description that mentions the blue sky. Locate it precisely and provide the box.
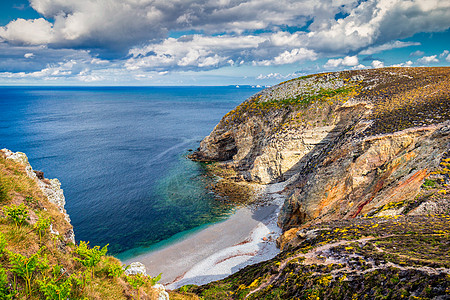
[0,0,449,86]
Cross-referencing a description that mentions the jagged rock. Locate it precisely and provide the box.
[124,262,147,276]
[34,170,44,179]
[153,284,170,300]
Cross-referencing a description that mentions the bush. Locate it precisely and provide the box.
[3,203,29,229]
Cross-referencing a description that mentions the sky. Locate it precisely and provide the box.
[0,0,449,86]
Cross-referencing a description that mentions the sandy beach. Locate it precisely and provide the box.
[123,181,289,289]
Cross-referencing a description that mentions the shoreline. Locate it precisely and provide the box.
[122,180,289,289]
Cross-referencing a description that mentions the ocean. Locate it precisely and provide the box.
[0,86,262,255]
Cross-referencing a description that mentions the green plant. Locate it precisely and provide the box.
[126,273,147,300]
[34,215,51,243]
[3,203,29,229]
[149,273,162,286]
[107,262,124,278]
[0,232,7,258]
[74,241,108,280]
[37,275,72,300]
[8,247,49,297]
[0,266,15,299]
[25,196,39,208]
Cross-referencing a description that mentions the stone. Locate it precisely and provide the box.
[124,262,147,276]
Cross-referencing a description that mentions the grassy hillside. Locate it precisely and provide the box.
[0,152,169,299]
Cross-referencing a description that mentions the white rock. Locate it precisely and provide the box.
[124,262,147,276]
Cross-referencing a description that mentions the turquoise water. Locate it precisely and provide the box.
[0,86,261,255]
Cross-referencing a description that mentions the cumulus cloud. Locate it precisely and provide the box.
[391,60,413,67]
[324,56,359,68]
[371,60,384,68]
[0,18,54,45]
[0,0,449,76]
[24,53,34,59]
[417,55,439,64]
[0,0,448,55]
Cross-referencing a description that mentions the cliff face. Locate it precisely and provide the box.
[191,67,450,230]
[185,67,450,299]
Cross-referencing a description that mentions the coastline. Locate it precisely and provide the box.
[122,180,289,289]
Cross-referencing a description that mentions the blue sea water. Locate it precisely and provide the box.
[0,86,262,255]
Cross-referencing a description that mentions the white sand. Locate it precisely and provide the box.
[123,180,289,290]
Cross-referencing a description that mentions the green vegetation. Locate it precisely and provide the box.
[3,203,29,229]
[0,152,177,299]
[34,215,51,243]
[184,215,450,299]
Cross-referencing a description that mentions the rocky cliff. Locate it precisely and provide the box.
[184,67,450,299]
[191,67,450,231]
[0,149,171,300]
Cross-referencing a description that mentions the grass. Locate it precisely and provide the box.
[0,152,164,299]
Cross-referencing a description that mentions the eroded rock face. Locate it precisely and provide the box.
[1,148,75,244]
[279,123,449,229]
[192,67,450,229]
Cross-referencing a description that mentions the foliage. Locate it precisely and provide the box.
[8,247,49,297]
[34,215,51,243]
[0,232,7,258]
[126,273,147,300]
[0,266,15,299]
[3,203,29,229]
[37,275,72,300]
[107,262,125,278]
[74,241,108,280]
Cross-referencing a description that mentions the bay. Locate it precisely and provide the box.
[0,86,261,255]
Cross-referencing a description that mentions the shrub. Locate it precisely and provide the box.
[74,241,108,280]
[3,203,29,229]
[34,215,51,243]
[8,247,49,297]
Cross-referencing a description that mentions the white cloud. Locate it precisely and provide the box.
[371,60,384,68]
[360,41,420,55]
[0,0,449,77]
[24,53,34,58]
[256,72,304,80]
[417,55,439,64]
[440,50,449,58]
[391,60,413,67]
[0,0,448,57]
[410,50,425,56]
[257,48,317,66]
[324,55,359,68]
[0,18,54,45]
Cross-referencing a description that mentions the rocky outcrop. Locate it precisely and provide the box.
[191,67,450,231]
[124,262,170,300]
[1,148,75,244]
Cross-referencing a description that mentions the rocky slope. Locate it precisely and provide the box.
[184,67,450,299]
[191,67,450,230]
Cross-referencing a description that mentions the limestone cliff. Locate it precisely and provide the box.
[191,67,450,230]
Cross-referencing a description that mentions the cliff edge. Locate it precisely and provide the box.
[183,67,450,299]
[191,67,450,231]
